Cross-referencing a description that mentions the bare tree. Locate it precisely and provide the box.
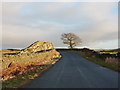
[61,33,82,49]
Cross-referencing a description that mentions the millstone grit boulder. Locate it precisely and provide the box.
[20,41,54,54]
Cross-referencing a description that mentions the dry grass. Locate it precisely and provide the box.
[1,49,61,81]
[2,58,60,88]
[105,57,119,65]
[99,52,118,55]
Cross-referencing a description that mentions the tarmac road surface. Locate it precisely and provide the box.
[24,52,118,88]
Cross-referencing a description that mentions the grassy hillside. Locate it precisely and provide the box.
[1,41,61,88]
[97,48,120,54]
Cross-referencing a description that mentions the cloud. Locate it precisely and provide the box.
[2,2,118,49]
[2,0,119,2]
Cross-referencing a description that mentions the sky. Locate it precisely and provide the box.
[1,1,118,49]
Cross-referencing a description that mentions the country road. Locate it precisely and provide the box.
[23,52,118,88]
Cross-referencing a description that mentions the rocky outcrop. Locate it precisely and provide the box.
[20,41,54,54]
[2,41,61,81]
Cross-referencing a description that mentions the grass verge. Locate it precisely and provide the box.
[74,51,119,72]
[2,58,60,89]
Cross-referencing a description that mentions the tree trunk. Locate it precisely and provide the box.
[69,40,73,49]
